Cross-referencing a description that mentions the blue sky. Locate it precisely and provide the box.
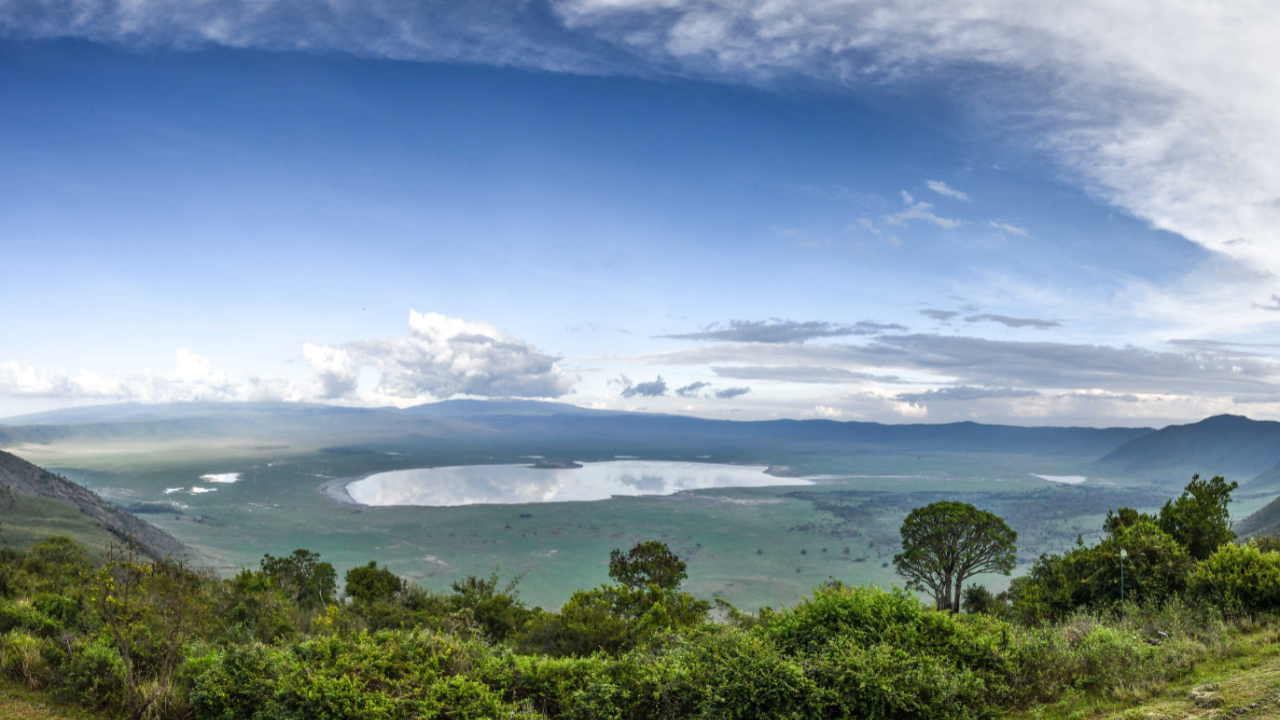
[3,1,1280,426]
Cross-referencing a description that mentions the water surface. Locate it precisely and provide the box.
[345,460,809,507]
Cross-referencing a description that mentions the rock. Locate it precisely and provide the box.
[1190,685,1224,708]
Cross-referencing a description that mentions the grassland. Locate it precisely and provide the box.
[0,681,109,720]
[0,492,119,558]
[11,433,1250,612]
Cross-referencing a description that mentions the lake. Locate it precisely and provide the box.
[344,460,811,507]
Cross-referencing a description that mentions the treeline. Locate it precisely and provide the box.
[0,475,1278,719]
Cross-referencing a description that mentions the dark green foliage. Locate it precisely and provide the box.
[1254,535,1280,553]
[1191,540,1280,615]
[11,488,1280,720]
[1011,517,1192,623]
[1156,474,1238,560]
[344,561,404,604]
[608,540,687,591]
[448,571,530,641]
[1102,507,1151,537]
[518,542,709,657]
[962,584,1010,617]
[894,501,1018,612]
[217,569,297,644]
[260,548,337,608]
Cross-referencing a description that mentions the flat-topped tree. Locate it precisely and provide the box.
[894,501,1017,613]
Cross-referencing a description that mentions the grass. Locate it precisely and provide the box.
[1015,619,1280,719]
[0,492,119,559]
[0,680,111,720]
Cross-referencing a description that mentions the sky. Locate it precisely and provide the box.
[3,0,1280,427]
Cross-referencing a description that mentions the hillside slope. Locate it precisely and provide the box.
[1234,495,1280,538]
[1096,414,1280,484]
[0,450,183,558]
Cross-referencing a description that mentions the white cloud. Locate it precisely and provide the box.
[8,1,1279,271]
[350,310,574,400]
[0,351,274,403]
[0,312,573,407]
[302,343,360,399]
[926,180,970,201]
[988,220,1030,238]
[882,199,964,229]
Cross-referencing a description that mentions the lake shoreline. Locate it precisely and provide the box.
[318,477,367,508]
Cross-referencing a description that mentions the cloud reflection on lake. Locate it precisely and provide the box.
[345,461,810,507]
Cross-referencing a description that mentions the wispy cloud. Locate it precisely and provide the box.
[638,332,1280,396]
[5,0,1279,271]
[988,221,1030,237]
[926,180,969,201]
[920,309,960,321]
[660,319,905,344]
[896,386,1040,403]
[1252,295,1280,312]
[714,386,751,399]
[675,380,711,397]
[964,314,1061,329]
[882,197,964,229]
[711,366,905,384]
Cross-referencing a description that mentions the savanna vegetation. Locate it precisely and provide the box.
[2,474,1279,719]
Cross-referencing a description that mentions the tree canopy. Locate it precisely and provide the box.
[1156,474,1238,560]
[608,540,688,591]
[260,549,336,608]
[894,501,1017,612]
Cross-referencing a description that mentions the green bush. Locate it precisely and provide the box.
[0,630,57,689]
[1191,541,1280,615]
[63,637,127,712]
[1011,518,1192,623]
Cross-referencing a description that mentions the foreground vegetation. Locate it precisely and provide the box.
[2,476,1279,719]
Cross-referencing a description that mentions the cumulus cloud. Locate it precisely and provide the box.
[926,180,970,201]
[661,319,905,344]
[618,375,667,397]
[0,312,573,407]
[674,380,711,397]
[964,314,1061,329]
[350,311,573,400]
[302,343,360,399]
[714,386,751,399]
[0,351,286,403]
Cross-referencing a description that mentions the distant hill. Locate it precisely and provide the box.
[1096,415,1280,486]
[0,400,1152,460]
[400,399,625,417]
[0,450,184,559]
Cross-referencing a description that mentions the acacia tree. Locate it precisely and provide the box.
[893,501,1017,612]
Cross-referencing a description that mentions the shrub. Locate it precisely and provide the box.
[1191,540,1280,615]
[64,638,128,711]
[0,630,56,688]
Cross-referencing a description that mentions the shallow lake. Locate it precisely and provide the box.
[344,460,811,507]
